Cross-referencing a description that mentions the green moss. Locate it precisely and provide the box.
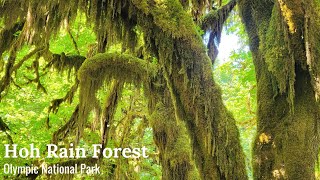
[257,5,295,112]
[0,1,248,179]
[240,0,320,179]
[45,52,86,78]
[77,52,157,140]
[78,52,157,85]
[305,0,320,101]
[150,102,200,179]
[133,0,206,53]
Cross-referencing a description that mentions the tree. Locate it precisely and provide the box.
[0,0,247,179]
[239,0,320,179]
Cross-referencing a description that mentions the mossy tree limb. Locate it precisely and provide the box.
[132,1,248,178]
[77,52,157,142]
[0,43,18,100]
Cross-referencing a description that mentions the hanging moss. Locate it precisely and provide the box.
[0,21,27,100]
[150,102,200,180]
[44,52,86,78]
[0,0,249,179]
[100,80,123,152]
[201,0,237,43]
[52,105,79,144]
[262,5,295,111]
[0,22,24,58]
[80,0,140,53]
[0,0,77,45]
[77,52,157,141]
[200,0,237,63]
[239,0,320,179]
[0,43,18,100]
[48,77,79,115]
[12,46,45,72]
[304,0,320,100]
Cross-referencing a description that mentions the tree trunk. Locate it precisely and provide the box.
[239,0,320,179]
[150,100,200,180]
[130,1,248,178]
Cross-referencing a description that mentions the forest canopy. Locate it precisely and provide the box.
[0,0,320,179]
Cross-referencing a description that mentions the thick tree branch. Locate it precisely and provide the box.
[78,53,157,84]
[131,1,248,178]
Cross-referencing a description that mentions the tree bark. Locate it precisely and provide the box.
[239,0,320,179]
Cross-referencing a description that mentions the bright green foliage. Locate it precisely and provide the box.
[0,20,161,179]
[215,49,256,179]
[214,11,256,179]
[0,0,256,179]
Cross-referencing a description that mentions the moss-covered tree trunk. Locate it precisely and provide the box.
[135,2,248,177]
[150,89,200,180]
[239,0,320,179]
[161,39,247,179]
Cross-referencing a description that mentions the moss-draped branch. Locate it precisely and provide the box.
[77,52,157,141]
[78,53,157,85]
[131,0,247,178]
[201,0,237,62]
